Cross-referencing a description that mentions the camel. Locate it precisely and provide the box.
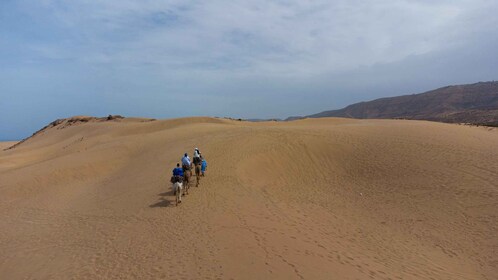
[183,169,191,195]
[172,181,183,206]
[194,164,201,187]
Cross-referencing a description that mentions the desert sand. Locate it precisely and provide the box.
[0,117,497,279]
[0,142,17,151]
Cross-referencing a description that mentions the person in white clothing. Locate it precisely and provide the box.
[181,153,191,171]
[193,148,201,165]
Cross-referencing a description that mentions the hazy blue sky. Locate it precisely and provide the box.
[1,0,497,140]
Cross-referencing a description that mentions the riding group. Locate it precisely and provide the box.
[170,147,207,205]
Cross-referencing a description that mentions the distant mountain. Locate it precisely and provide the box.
[294,81,498,126]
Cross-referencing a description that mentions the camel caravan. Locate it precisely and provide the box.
[170,148,207,206]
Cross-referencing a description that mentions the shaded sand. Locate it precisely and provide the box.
[0,117,497,279]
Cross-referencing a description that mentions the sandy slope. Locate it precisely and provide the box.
[0,117,497,280]
[0,142,17,151]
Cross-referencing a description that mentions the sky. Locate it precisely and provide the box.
[1,0,498,140]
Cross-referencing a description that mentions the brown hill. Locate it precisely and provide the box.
[1,117,497,279]
[305,81,498,125]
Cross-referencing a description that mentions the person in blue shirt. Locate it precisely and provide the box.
[172,163,184,183]
[201,158,207,176]
[173,163,184,177]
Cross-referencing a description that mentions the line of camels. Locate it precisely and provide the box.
[172,161,202,206]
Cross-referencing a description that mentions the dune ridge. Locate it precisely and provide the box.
[0,117,497,279]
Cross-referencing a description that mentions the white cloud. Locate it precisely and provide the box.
[19,0,496,77]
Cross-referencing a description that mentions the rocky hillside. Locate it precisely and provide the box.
[302,81,498,126]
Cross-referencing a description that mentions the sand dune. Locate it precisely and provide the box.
[0,142,17,151]
[0,117,497,279]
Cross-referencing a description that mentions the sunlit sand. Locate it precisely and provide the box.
[1,117,496,279]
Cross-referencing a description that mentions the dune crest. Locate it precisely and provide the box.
[1,117,497,279]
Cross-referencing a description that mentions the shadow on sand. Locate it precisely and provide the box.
[149,190,175,208]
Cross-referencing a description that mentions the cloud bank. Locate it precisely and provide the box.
[1,0,497,139]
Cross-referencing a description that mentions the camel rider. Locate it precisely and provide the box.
[201,158,207,176]
[193,148,201,166]
[182,153,191,171]
[172,163,184,183]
